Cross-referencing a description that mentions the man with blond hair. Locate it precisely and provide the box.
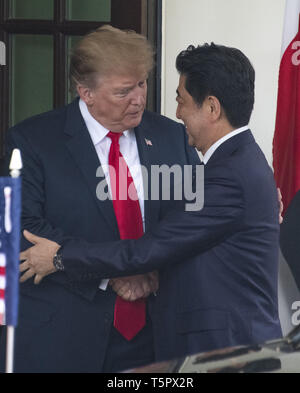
[0,26,200,372]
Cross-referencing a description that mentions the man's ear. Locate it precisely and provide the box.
[77,84,94,106]
[207,96,222,121]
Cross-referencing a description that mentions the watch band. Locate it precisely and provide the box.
[53,248,64,271]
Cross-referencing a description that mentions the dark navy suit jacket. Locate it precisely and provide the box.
[0,99,199,372]
[61,130,283,361]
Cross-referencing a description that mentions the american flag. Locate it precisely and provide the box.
[145,138,153,147]
[0,177,21,327]
[0,253,6,325]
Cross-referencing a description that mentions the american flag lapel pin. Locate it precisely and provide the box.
[145,138,153,147]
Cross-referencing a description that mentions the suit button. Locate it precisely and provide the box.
[104,313,112,324]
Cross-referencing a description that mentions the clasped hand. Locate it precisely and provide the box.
[109,271,159,302]
[19,230,159,301]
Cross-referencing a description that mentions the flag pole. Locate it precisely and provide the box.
[5,326,14,373]
[5,149,22,374]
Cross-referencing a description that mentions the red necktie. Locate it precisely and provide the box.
[107,131,146,341]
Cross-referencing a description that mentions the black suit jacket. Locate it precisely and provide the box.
[0,99,199,372]
[60,130,283,360]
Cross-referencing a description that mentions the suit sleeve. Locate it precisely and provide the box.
[6,128,68,246]
[6,127,99,301]
[62,163,245,281]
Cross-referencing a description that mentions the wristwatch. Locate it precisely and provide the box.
[53,248,65,271]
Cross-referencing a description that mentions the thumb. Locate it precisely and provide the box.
[277,187,282,198]
[23,230,41,245]
[34,274,43,285]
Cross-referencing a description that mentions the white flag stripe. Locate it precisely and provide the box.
[0,299,5,314]
[4,186,12,234]
[0,253,6,267]
[281,0,300,56]
[0,276,6,290]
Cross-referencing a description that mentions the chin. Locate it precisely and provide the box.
[128,114,144,129]
[187,135,196,147]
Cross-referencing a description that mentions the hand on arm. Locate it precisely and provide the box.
[19,230,60,284]
[19,230,160,300]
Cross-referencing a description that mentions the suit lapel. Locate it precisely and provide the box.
[134,114,161,232]
[63,100,119,236]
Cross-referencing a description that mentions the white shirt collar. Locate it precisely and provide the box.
[79,99,131,146]
[202,125,249,164]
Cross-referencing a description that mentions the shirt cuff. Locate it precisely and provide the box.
[99,279,110,291]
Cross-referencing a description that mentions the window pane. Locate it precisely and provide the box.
[66,36,82,104]
[67,0,111,21]
[11,0,54,19]
[11,35,53,126]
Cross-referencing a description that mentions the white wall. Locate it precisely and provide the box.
[161,0,286,165]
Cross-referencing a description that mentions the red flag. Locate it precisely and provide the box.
[273,0,300,215]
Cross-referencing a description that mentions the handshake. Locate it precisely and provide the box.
[108,271,159,301]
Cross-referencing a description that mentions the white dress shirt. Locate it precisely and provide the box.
[79,99,145,224]
[79,99,145,289]
[202,125,249,164]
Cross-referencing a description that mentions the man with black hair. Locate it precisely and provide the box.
[20,43,283,362]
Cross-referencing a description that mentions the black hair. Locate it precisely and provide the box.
[176,43,255,128]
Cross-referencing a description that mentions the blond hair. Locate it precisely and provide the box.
[69,25,154,92]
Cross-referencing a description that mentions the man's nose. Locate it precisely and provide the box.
[131,90,145,106]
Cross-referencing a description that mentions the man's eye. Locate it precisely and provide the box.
[117,91,129,96]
